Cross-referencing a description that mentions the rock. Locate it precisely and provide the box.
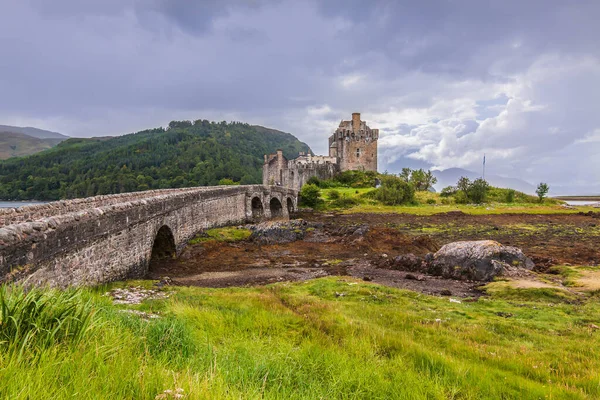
[439,289,452,296]
[428,240,534,281]
[250,219,309,244]
[391,253,423,272]
[352,225,369,237]
[496,312,513,318]
[362,276,372,281]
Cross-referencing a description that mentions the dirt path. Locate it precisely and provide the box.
[148,211,600,297]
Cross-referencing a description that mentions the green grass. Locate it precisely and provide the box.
[2,277,600,399]
[315,188,597,215]
[188,227,252,244]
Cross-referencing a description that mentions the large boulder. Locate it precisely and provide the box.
[428,240,534,281]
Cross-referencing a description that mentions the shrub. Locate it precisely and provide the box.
[299,184,321,207]
[440,186,456,197]
[218,178,239,186]
[331,193,360,208]
[454,190,470,204]
[306,176,322,187]
[333,170,378,188]
[426,198,436,205]
[372,175,416,206]
[505,189,516,203]
[328,190,341,200]
[468,178,490,204]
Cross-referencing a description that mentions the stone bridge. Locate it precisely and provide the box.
[0,185,297,288]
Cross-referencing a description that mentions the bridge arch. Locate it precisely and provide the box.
[2,185,299,287]
[149,225,176,272]
[270,198,283,218]
[251,197,264,220]
[287,197,294,214]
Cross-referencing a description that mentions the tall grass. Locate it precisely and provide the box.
[0,286,94,359]
[1,277,600,398]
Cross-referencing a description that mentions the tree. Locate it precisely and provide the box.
[373,175,416,205]
[468,178,490,204]
[409,169,426,190]
[299,184,321,207]
[423,170,438,191]
[536,182,549,203]
[440,186,456,197]
[457,177,471,193]
[399,168,412,182]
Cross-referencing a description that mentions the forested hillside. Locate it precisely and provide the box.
[0,120,310,200]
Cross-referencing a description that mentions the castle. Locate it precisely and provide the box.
[263,113,379,190]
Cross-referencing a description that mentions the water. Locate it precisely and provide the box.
[564,200,600,206]
[0,201,47,208]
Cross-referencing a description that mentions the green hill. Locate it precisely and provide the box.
[0,120,311,201]
[0,131,65,160]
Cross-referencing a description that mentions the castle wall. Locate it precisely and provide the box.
[286,162,338,190]
[263,112,378,190]
[339,136,378,171]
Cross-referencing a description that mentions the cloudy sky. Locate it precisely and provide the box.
[1,0,599,191]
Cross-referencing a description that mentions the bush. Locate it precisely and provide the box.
[372,175,416,206]
[453,177,489,204]
[426,198,436,205]
[333,170,378,188]
[440,186,456,198]
[328,190,341,200]
[468,178,490,204]
[454,190,470,204]
[505,189,516,203]
[306,176,322,187]
[331,193,360,208]
[299,184,321,207]
[218,178,239,186]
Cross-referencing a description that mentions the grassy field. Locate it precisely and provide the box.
[2,277,600,399]
[317,188,598,215]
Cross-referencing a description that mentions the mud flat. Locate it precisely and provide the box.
[148,211,600,297]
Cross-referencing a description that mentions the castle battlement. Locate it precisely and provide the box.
[263,113,378,190]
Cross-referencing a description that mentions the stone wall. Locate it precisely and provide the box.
[0,185,297,288]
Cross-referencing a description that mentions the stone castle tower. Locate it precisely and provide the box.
[263,112,378,190]
[328,112,378,171]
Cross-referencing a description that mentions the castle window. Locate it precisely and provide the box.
[356,148,361,158]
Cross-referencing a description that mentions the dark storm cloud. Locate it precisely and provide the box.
[0,0,598,191]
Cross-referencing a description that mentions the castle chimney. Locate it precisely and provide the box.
[352,112,361,132]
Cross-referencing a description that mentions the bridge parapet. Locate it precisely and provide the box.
[0,185,297,287]
[0,188,208,227]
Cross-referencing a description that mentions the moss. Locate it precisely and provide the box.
[188,227,251,245]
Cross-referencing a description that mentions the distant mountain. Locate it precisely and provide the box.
[432,167,600,196]
[0,131,67,160]
[433,168,536,194]
[0,125,68,140]
[0,120,311,200]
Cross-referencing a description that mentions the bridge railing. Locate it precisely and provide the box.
[0,188,211,228]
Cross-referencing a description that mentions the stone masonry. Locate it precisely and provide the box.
[263,112,379,190]
[0,185,297,288]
